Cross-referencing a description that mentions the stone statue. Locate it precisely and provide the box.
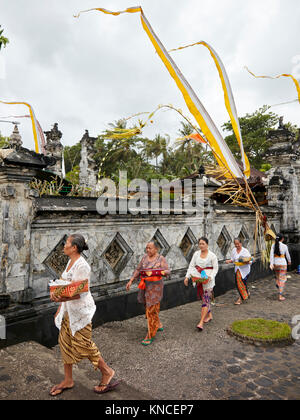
[9,124,22,150]
[44,123,63,177]
[279,116,284,129]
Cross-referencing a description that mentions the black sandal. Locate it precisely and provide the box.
[94,380,121,394]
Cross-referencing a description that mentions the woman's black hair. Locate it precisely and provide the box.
[274,233,284,256]
[198,237,209,245]
[148,240,160,250]
[70,234,89,254]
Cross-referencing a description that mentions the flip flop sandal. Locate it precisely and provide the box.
[141,338,154,346]
[94,380,121,395]
[158,327,164,332]
[49,386,74,396]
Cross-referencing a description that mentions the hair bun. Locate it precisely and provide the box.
[83,243,89,251]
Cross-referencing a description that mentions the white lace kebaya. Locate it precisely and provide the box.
[54,256,96,336]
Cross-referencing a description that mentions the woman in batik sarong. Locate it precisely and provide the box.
[126,241,170,346]
[270,234,291,301]
[184,237,219,331]
[50,234,120,396]
[226,238,252,305]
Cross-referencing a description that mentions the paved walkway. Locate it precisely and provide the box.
[0,272,300,400]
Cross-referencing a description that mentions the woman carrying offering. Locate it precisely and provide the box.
[126,241,170,346]
[226,238,253,305]
[270,234,291,301]
[50,234,120,396]
[184,237,219,331]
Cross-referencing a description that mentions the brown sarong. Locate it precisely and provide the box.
[146,303,160,339]
[59,314,101,369]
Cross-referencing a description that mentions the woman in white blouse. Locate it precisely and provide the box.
[270,233,291,301]
[184,237,219,331]
[50,234,120,396]
[226,238,252,305]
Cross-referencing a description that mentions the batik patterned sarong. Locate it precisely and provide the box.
[235,269,249,301]
[201,289,213,313]
[274,265,287,294]
[146,303,160,339]
[59,314,101,369]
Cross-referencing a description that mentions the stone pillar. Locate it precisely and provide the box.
[79,130,99,195]
[0,135,57,304]
[265,118,300,242]
[44,123,63,178]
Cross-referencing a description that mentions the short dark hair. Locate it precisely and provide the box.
[69,234,89,254]
[198,237,209,245]
[148,240,160,250]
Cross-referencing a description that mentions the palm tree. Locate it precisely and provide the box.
[0,26,9,50]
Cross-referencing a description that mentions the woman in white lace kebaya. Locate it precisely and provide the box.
[50,234,120,396]
[184,237,219,331]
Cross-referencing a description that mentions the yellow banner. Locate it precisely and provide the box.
[0,101,41,153]
[245,67,300,104]
[75,6,245,179]
[169,41,250,178]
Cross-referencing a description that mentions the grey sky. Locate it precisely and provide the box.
[0,0,299,151]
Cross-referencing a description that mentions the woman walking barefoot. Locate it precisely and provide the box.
[49,234,120,396]
[270,234,291,301]
[184,237,218,331]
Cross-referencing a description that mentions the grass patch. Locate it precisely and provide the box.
[231,318,292,341]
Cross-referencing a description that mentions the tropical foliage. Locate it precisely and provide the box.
[0,26,9,50]
[62,106,295,188]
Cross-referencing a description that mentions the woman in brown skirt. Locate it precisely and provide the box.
[50,234,120,396]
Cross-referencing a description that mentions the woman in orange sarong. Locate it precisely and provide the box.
[126,241,170,346]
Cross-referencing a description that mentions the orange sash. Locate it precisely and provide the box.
[138,276,162,290]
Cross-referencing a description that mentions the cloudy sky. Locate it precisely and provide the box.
[0,0,299,151]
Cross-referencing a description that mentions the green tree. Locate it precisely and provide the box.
[65,165,80,185]
[0,132,9,148]
[0,26,9,50]
[64,142,81,173]
[222,105,279,170]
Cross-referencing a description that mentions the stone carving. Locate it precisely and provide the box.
[265,122,300,239]
[238,225,250,248]
[279,116,284,129]
[44,123,63,177]
[43,235,69,278]
[179,228,197,262]
[104,239,125,270]
[9,125,22,150]
[151,229,170,257]
[217,226,231,257]
[102,233,133,277]
[79,130,99,195]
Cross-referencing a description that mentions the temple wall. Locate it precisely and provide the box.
[27,198,282,302]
